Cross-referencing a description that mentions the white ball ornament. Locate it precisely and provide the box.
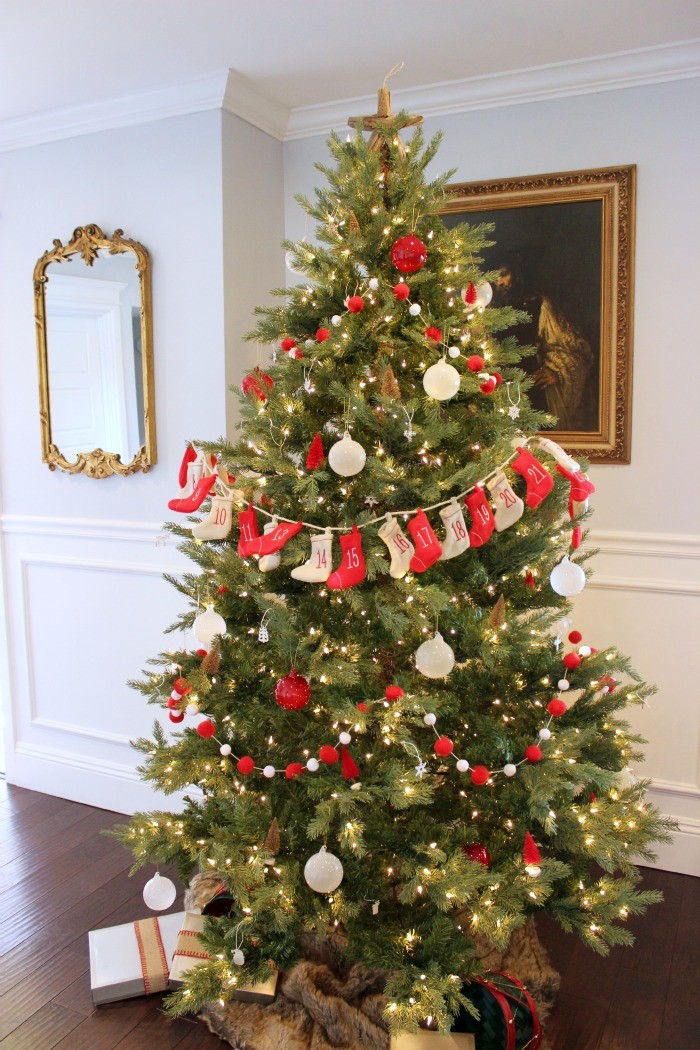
[475,281,493,308]
[143,872,177,911]
[193,604,226,649]
[558,679,571,691]
[538,727,552,741]
[306,757,320,772]
[456,759,470,773]
[304,845,344,893]
[504,763,517,778]
[550,556,586,597]
[338,731,352,746]
[327,431,366,477]
[448,346,461,359]
[423,358,461,401]
[423,712,437,726]
[331,314,342,326]
[409,303,422,316]
[263,764,276,779]
[232,948,245,967]
[578,645,592,657]
[415,632,455,679]
[220,744,232,757]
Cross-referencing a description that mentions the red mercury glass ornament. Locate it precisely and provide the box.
[462,843,491,867]
[274,668,311,711]
[390,233,427,274]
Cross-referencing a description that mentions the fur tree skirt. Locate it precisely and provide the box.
[185,873,560,1050]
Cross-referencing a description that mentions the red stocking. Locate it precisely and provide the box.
[178,444,198,489]
[408,509,443,573]
[466,488,495,547]
[327,526,366,590]
[168,473,217,513]
[238,505,261,558]
[512,446,554,508]
[257,518,303,556]
[557,463,596,507]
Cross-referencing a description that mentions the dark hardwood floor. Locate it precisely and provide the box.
[0,780,697,1049]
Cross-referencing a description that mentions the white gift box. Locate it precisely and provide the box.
[168,911,279,1003]
[391,1033,475,1049]
[89,910,185,1005]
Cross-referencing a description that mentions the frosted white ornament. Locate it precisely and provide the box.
[578,645,592,657]
[143,872,177,911]
[232,948,245,966]
[504,763,517,778]
[368,277,379,291]
[415,632,455,679]
[558,679,571,691]
[263,765,276,779]
[307,757,320,772]
[331,314,342,326]
[327,431,366,477]
[304,845,344,893]
[193,604,226,649]
[475,281,493,308]
[339,731,352,746]
[448,346,461,358]
[550,556,586,597]
[423,358,461,401]
[538,727,552,741]
[285,249,304,275]
[616,767,638,790]
[456,759,469,773]
[423,713,437,726]
[220,744,232,757]
[409,303,421,316]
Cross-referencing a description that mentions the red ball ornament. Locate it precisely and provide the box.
[467,355,485,372]
[347,295,364,313]
[241,367,274,403]
[385,685,404,702]
[425,326,442,342]
[391,233,427,274]
[237,756,255,775]
[173,677,190,695]
[357,702,368,712]
[197,720,216,739]
[274,669,311,711]
[316,327,330,343]
[568,630,583,644]
[462,843,491,867]
[471,765,490,785]
[393,282,410,301]
[216,585,229,595]
[548,698,567,717]
[563,652,582,670]
[525,744,543,763]
[285,762,304,779]
[169,709,185,723]
[280,337,296,352]
[434,736,454,757]
[480,378,497,394]
[319,745,339,764]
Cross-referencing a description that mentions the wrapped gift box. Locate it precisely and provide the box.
[89,910,185,1005]
[169,911,279,1003]
[391,1033,475,1049]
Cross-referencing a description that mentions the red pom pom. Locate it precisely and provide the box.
[480,378,497,394]
[316,328,330,342]
[563,652,582,670]
[434,736,454,757]
[357,702,368,712]
[289,348,303,359]
[216,586,229,595]
[385,685,404,702]
[173,677,189,695]
[391,233,427,274]
[467,355,485,372]
[393,282,410,301]
[306,433,325,470]
[464,282,478,305]
[523,831,542,866]
[568,630,583,644]
[525,744,543,763]
[319,745,339,764]
[462,843,491,867]
[471,765,490,785]
[547,698,567,717]
[492,372,503,386]
[169,709,185,723]
[280,337,296,352]
[425,326,442,342]
[285,762,304,779]
[600,675,617,693]
[347,295,364,313]
[274,669,311,711]
[197,720,216,739]
[237,756,255,775]
[167,695,181,710]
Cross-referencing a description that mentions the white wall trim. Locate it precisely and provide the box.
[1,40,698,153]
[650,778,700,800]
[592,530,700,561]
[285,39,700,139]
[1,513,168,544]
[649,814,700,877]
[31,717,133,749]
[588,575,700,597]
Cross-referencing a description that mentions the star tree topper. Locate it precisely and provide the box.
[348,67,423,157]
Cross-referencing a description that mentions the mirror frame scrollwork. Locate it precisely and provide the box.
[34,224,157,478]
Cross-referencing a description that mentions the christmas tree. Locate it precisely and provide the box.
[116,91,673,1035]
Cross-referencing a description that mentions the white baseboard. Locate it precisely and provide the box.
[648,815,700,877]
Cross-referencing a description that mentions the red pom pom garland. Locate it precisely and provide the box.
[393,282,410,301]
[319,745,340,765]
[196,719,216,739]
[346,295,364,313]
[425,326,442,342]
[316,327,330,343]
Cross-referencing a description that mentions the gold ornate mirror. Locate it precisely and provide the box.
[34,224,156,478]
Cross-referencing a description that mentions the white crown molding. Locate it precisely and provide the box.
[285,39,700,140]
[222,69,290,141]
[0,69,230,154]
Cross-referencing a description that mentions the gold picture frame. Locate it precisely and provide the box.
[34,224,157,478]
[441,166,636,463]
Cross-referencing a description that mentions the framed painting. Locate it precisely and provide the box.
[441,166,636,463]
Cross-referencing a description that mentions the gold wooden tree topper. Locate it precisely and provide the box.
[348,68,423,157]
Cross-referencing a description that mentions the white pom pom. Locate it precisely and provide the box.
[186,702,199,716]
[448,346,461,358]
[456,759,469,773]
[219,744,232,756]
[368,277,379,291]
[263,764,276,779]
[504,763,517,778]
[339,731,352,746]
[232,948,245,967]
[578,645,592,657]
[423,713,437,726]
[409,303,421,316]
[350,781,362,791]
[331,314,341,326]
[538,727,552,741]
[558,679,571,691]
[307,757,320,772]
[305,339,314,348]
